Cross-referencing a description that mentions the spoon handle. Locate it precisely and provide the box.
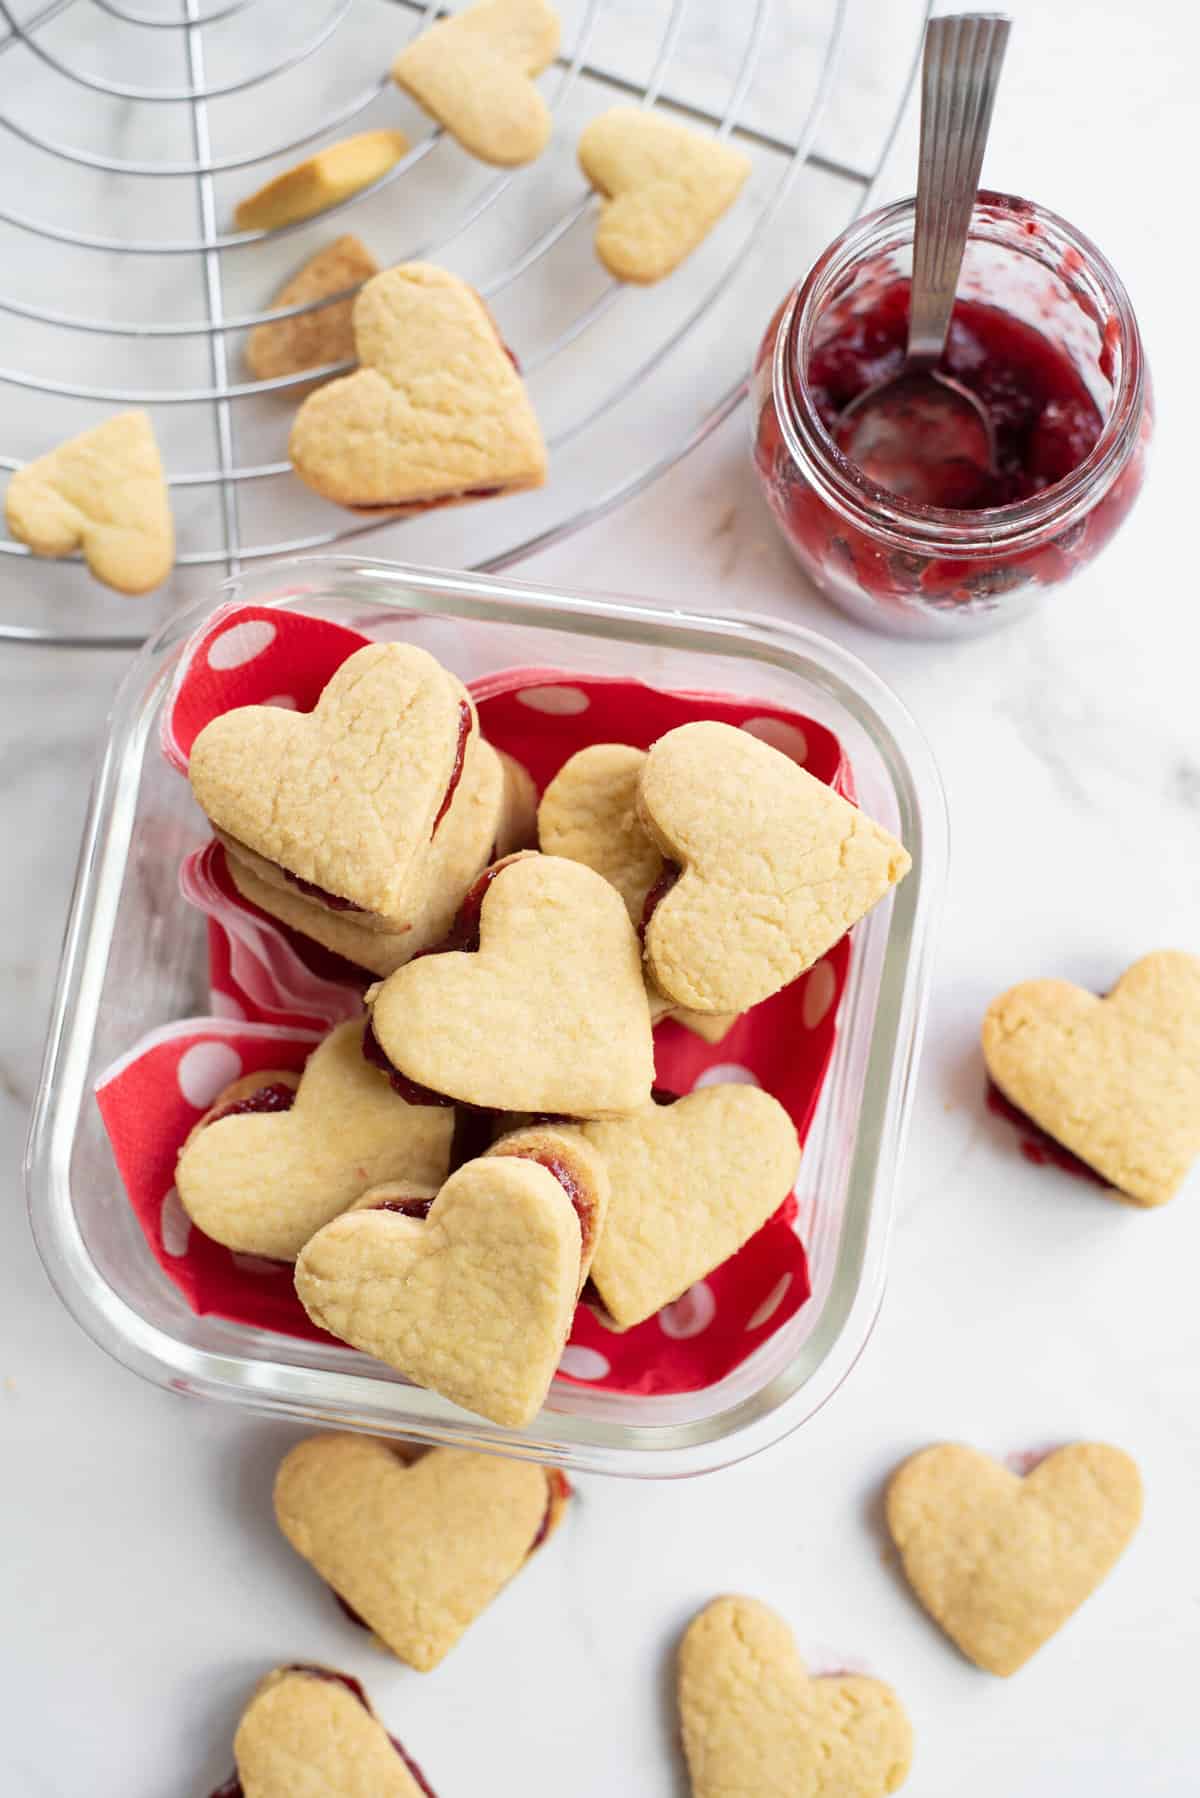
[908,12,1011,369]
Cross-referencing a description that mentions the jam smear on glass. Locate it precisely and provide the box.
[207,1081,296,1125]
[985,1081,1109,1186]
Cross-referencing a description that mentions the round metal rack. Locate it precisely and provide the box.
[0,0,931,645]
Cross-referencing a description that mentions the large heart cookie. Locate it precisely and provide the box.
[392,0,560,166]
[639,721,910,1014]
[274,1436,568,1669]
[232,1665,429,1797]
[294,1152,582,1425]
[234,129,410,232]
[369,853,654,1116]
[678,1597,913,1798]
[538,741,738,1042]
[982,950,1200,1206]
[5,410,173,595]
[886,1442,1143,1675]
[289,263,546,508]
[578,107,751,283]
[578,1087,799,1329]
[175,1019,452,1260]
[245,235,379,381]
[189,641,476,921]
[484,1120,610,1292]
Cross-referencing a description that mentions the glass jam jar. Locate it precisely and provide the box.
[752,193,1151,637]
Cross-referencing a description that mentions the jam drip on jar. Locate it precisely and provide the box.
[985,1081,1109,1186]
[808,279,1104,507]
[430,700,474,839]
[639,862,681,942]
[207,1082,296,1125]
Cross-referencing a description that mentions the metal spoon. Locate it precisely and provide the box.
[836,12,1011,507]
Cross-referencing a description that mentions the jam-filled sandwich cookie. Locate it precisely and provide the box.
[678,1597,913,1798]
[577,1085,799,1330]
[982,949,1200,1205]
[274,1436,569,1670]
[578,107,751,283]
[223,743,536,979]
[886,1442,1143,1676]
[189,640,491,935]
[539,742,739,1042]
[289,263,546,509]
[392,0,560,167]
[245,235,379,382]
[5,410,174,595]
[366,851,654,1117]
[175,1019,452,1260]
[638,721,910,1015]
[227,1664,434,1797]
[294,1130,606,1425]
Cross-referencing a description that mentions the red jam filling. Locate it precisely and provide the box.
[651,1086,682,1106]
[372,1196,436,1220]
[283,868,367,912]
[430,700,473,838]
[529,1468,572,1554]
[496,1146,596,1266]
[362,1015,456,1109]
[206,1081,296,1125]
[210,1667,437,1798]
[639,862,681,942]
[985,1081,1109,1186]
[809,279,1104,508]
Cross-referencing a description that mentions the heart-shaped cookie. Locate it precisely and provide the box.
[484,1120,610,1292]
[294,1152,582,1425]
[538,742,739,1042]
[189,641,476,921]
[289,263,546,508]
[274,1436,567,1670]
[578,1086,799,1329]
[578,107,752,283]
[233,129,410,233]
[245,235,379,382]
[639,721,910,1014]
[369,853,654,1116]
[232,1666,429,1797]
[678,1597,913,1798]
[392,0,560,166]
[886,1442,1143,1675]
[4,410,173,595]
[982,950,1200,1205]
[175,1019,453,1260]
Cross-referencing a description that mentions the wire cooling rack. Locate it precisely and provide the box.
[0,0,930,646]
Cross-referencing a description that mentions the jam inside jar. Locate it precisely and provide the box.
[752,192,1151,638]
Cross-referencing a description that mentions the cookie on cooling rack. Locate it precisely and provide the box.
[289,262,546,510]
[4,410,174,595]
[245,235,379,382]
[234,129,410,232]
[392,0,560,166]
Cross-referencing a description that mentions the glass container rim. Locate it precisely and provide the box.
[772,189,1146,557]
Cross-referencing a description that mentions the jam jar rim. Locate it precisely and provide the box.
[771,189,1146,558]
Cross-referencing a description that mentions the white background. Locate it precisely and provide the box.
[2,0,1199,1793]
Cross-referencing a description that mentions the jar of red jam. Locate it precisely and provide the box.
[752,193,1151,636]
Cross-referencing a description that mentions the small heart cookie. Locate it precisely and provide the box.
[392,0,560,166]
[175,1019,453,1260]
[578,1086,799,1329]
[234,130,410,232]
[578,107,751,283]
[982,950,1200,1205]
[189,641,477,922]
[678,1597,913,1798]
[245,235,379,382]
[369,853,654,1116]
[886,1442,1143,1675]
[274,1436,568,1670]
[639,721,910,1014]
[231,1665,430,1797]
[295,1152,582,1425]
[289,263,546,508]
[5,411,173,595]
[538,742,738,1041]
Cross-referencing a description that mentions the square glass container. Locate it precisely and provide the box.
[26,557,946,1478]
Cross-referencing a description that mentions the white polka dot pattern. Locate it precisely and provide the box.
[740,716,809,764]
[177,1040,242,1108]
[515,684,590,716]
[207,618,277,670]
[659,1281,716,1339]
[557,1344,611,1380]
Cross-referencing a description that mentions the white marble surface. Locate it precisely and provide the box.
[2,1,1199,1794]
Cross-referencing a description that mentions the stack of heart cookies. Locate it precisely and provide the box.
[177,636,911,1427]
